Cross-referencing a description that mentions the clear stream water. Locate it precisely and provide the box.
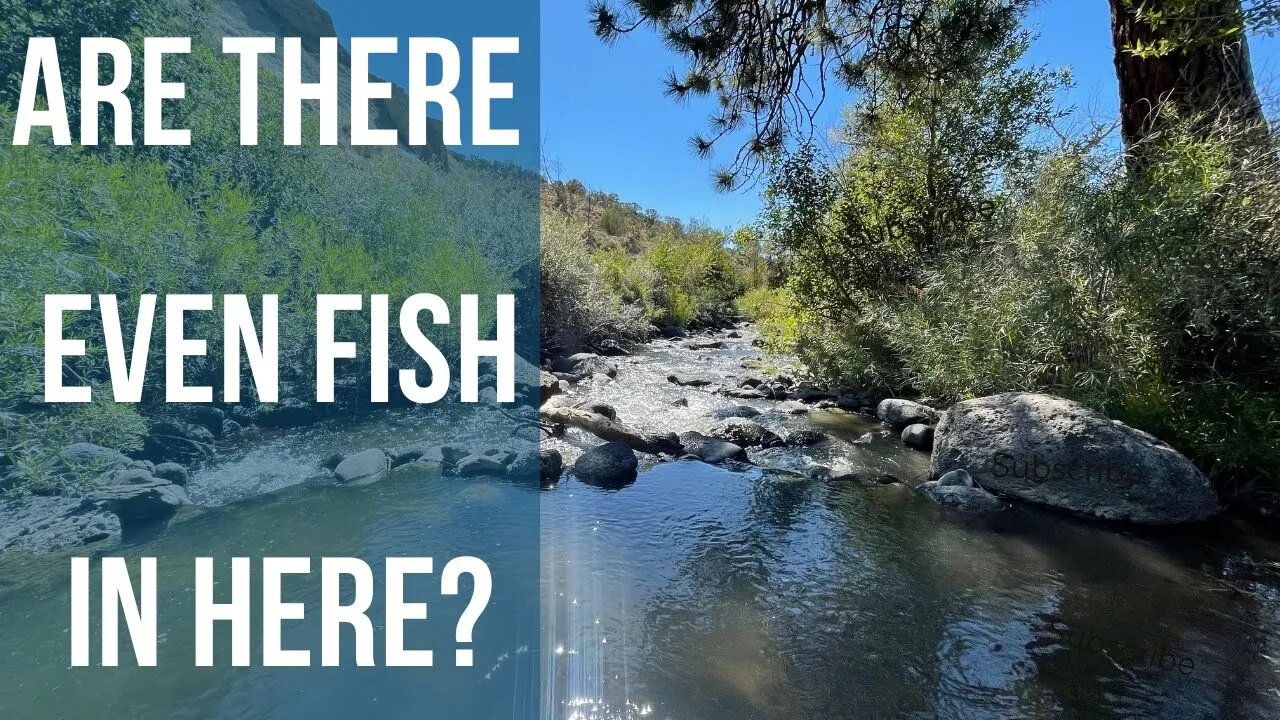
[2,327,1280,718]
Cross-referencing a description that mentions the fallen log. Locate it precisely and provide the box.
[539,406,680,455]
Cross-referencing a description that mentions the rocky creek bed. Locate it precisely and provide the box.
[2,324,1280,717]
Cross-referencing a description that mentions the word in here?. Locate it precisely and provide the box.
[12,36,520,147]
[71,556,492,668]
[43,293,515,404]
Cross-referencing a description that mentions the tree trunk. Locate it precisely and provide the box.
[1109,0,1266,160]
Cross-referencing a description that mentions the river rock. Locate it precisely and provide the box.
[931,392,1220,524]
[710,404,763,419]
[334,449,389,483]
[455,454,509,477]
[540,449,564,485]
[176,405,226,436]
[737,375,766,388]
[677,432,749,464]
[685,339,725,350]
[86,481,190,523]
[876,399,940,430]
[722,387,766,399]
[141,417,215,462]
[553,353,618,379]
[440,445,471,465]
[789,386,834,404]
[708,418,783,448]
[668,373,713,387]
[574,442,638,486]
[918,481,1004,513]
[149,462,189,486]
[776,400,810,415]
[540,371,565,403]
[54,443,130,481]
[938,468,975,487]
[103,467,158,486]
[0,496,121,553]
[572,401,617,420]
[659,325,687,339]
[901,424,935,451]
[596,339,628,356]
[785,429,829,446]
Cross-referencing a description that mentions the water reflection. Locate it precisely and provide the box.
[540,333,1280,719]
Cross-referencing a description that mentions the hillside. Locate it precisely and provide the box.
[192,0,449,163]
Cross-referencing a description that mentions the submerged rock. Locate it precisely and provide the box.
[784,429,829,447]
[708,417,783,448]
[668,373,713,387]
[901,424,935,451]
[677,432,749,464]
[709,404,763,419]
[776,400,810,415]
[918,481,1004,513]
[876,399,940,430]
[931,392,1220,524]
[539,449,564,485]
[574,442,638,486]
[789,386,834,403]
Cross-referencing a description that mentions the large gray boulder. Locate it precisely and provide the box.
[86,481,189,524]
[334,449,389,483]
[876,399,940,430]
[931,393,1220,524]
[574,442,638,486]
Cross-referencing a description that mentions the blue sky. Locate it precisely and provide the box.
[541,1,1280,230]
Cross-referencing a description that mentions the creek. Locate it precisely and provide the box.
[2,326,1279,718]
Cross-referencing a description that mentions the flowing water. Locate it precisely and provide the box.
[3,327,1280,718]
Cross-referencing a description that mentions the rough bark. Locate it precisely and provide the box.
[1110,0,1266,161]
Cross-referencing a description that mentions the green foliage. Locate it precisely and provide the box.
[541,176,765,345]
[754,3,1280,493]
[540,210,650,354]
[0,6,533,492]
[736,287,798,352]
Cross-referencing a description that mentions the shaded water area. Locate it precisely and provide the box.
[1,329,1279,718]
[542,329,1280,719]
